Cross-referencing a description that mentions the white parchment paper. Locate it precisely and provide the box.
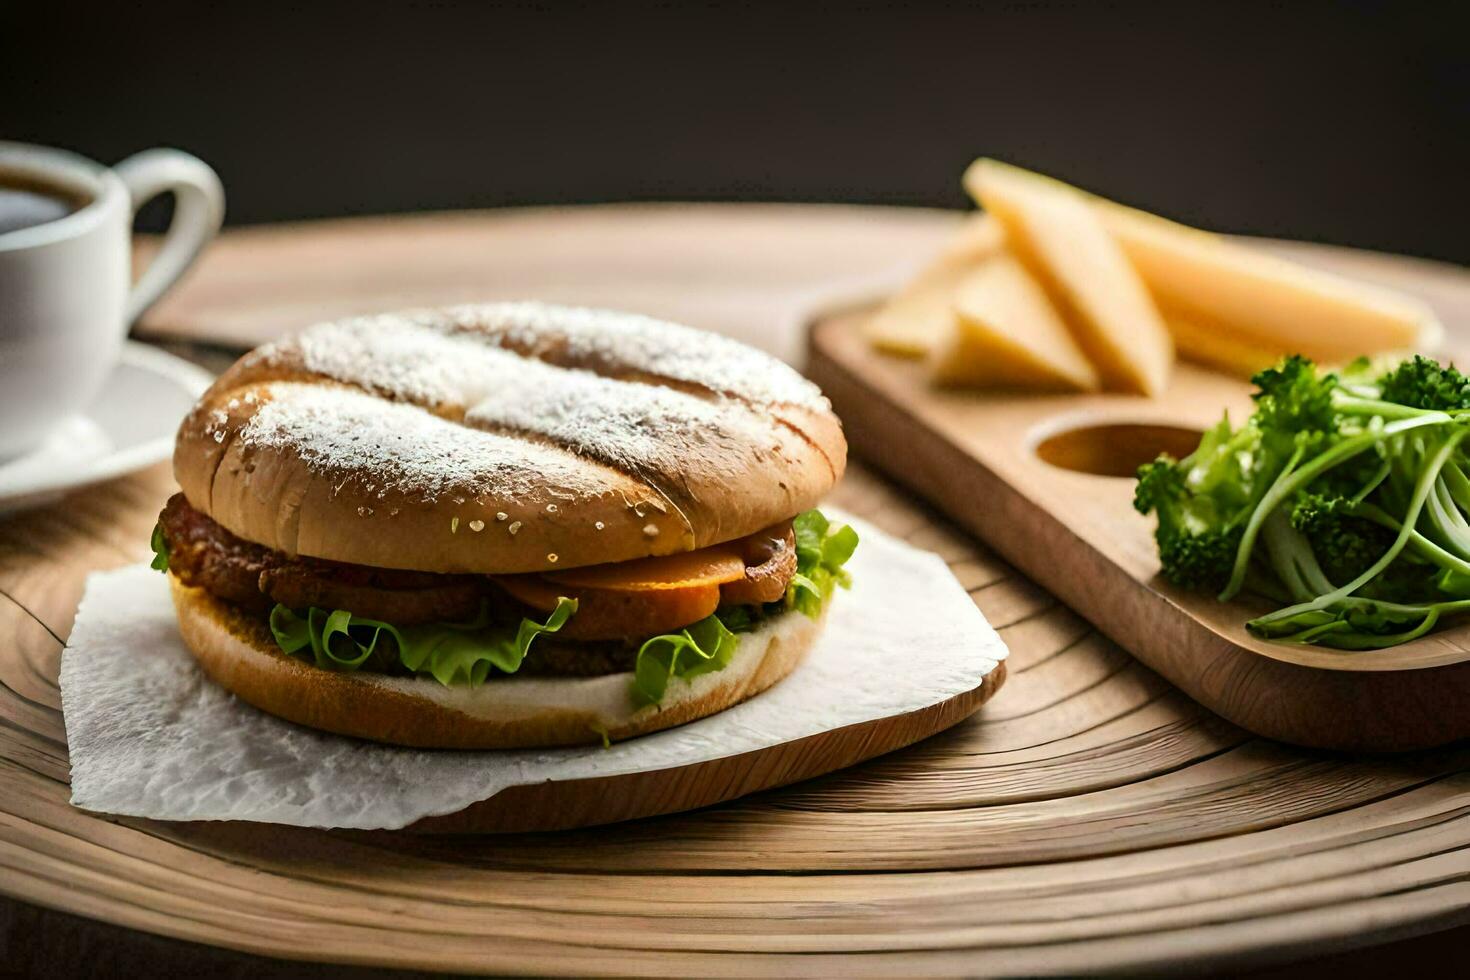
[60,514,1006,829]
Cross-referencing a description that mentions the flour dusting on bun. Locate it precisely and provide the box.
[153,303,857,748]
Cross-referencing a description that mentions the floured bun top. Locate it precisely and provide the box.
[174,302,847,574]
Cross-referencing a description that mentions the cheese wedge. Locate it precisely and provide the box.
[864,269,970,358]
[964,159,1173,396]
[937,212,1006,263]
[864,214,1004,357]
[1164,314,1290,378]
[1097,201,1442,362]
[931,255,1100,391]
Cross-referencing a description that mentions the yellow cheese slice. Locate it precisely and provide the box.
[964,159,1173,396]
[1163,314,1284,378]
[864,215,1004,357]
[1097,201,1442,362]
[937,212,1006,262]
[864,269,969,358]
[931,255,1100,392]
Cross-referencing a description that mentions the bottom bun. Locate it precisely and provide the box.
[169,576,824,749]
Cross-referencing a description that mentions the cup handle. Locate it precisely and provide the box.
[114,148,225,325]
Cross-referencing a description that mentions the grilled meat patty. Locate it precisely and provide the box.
[159,495,797,676]
[160,494,489,624]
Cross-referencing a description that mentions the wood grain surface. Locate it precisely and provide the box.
[411,661,1004,833]
[3,206,1469,975]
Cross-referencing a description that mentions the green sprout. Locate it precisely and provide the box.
[1135,355,1470,650]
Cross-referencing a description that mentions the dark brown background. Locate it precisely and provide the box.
[4,1,1467,262]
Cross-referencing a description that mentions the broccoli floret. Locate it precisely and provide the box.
[1251,355,1338,437]
[1377,355,1470,411]
[1286,490,1349,534]
[1135,457,1243,591]
[1158,526,1244,593]
[1133,457,1185,517]
[1136,353,1470,650]
[1287,491,1393,586]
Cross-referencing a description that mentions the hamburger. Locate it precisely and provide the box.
[149,303,856,748]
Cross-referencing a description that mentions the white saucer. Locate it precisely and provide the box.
[0,342,213,516]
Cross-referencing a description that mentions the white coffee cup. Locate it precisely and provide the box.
[0,142,224,460]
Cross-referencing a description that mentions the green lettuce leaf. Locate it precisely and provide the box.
[786,509,859,617]
[149,522,170,572]
[269,597,578,687]
[629,509,859,706]
[631,612,740,707]
[713,604,758,634]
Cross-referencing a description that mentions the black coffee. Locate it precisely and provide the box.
[0,173,88,235]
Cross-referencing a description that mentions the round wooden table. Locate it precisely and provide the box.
[3,205,1468,976]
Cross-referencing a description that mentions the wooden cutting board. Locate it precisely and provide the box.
[809,271,1470,752]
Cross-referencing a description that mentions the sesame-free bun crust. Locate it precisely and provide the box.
[170,576,824,749]
[175,303,846,574]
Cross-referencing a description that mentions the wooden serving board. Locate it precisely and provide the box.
[413,663,1004,832]
[810,283,1470,752]
[5,209,1470,974]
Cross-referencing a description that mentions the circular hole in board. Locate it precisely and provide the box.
[1035,422,1204,478]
